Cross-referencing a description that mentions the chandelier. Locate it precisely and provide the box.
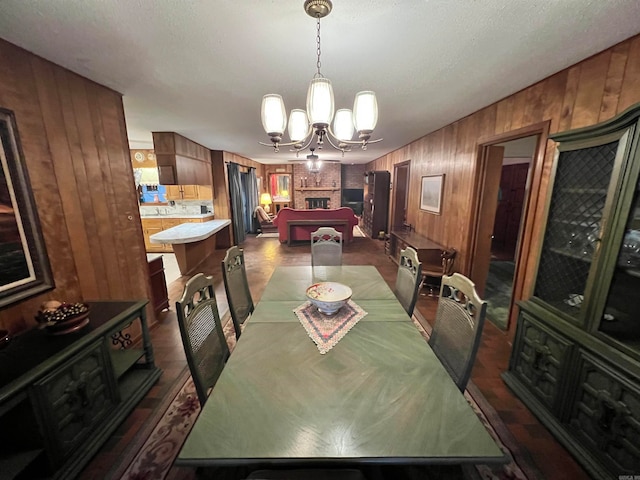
[260,0,382,157]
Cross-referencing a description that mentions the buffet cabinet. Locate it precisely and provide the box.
[0,301,161,479]
[502,104,640,479]
[362,170,390,238]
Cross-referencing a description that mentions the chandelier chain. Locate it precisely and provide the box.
[316,16,322,76]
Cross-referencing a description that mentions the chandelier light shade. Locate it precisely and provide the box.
[261,95,287,139]
[259,0,381,156]
[353,91,379,136]
[288,109,310,143]
[307,77,334,128]
[333,109,355,142]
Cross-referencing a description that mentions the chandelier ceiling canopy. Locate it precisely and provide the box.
[260,0,382,157]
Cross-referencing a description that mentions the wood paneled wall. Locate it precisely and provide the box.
[0,39,151,334]
[366,34,640,332]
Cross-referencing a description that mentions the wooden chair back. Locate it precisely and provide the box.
[176,273,230,405]
[394,246,422,316]
[429,272,487,392]
[222,246,254,339]
[311,227,343,267]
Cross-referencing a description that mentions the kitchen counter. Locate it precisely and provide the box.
[140,213,214,219]
[149,219,232,275]
[149,219,230,244]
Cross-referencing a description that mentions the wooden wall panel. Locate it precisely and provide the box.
[0,39,151,335]
[365,33,640,334]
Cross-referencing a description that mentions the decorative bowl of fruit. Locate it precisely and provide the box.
[36,301,91,335]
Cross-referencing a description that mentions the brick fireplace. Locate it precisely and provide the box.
[306,197,330,209]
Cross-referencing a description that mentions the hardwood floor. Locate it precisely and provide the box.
[80,234,591,480]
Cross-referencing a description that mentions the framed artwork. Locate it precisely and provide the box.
[0,108,53,309]
[420,174,444,214]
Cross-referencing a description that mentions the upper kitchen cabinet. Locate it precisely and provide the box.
[152,132,212,185]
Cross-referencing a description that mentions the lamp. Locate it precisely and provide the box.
[260,192,273,213]
[260,0,382,157]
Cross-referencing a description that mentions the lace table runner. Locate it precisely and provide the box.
[293,300,367,354]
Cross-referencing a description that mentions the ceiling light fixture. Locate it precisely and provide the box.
[260,0,382,157]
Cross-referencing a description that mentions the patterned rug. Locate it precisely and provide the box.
[111,314,542,480]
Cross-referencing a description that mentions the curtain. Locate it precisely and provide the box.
[246,168,259,233]
[227,162,245,244]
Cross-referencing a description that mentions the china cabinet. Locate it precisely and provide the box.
[362,171,390,238]
[503,104,640,479]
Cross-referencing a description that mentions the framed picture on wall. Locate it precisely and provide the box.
[0,108,54,309]
[420,174,444,214]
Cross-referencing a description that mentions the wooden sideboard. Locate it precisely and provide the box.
[0,300,161,479]
[389,229,446,265]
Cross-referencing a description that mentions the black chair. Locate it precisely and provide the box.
[176,273,230,405]
[393,246,423,316]
[429,272,487,392]
[222,245,255,339]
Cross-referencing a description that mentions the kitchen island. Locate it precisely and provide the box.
[149,219,232,276]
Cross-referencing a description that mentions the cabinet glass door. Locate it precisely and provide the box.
[533,141,619,322]
[599,172,640,348]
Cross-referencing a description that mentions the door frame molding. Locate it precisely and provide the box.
[391,160,411,231]
[468,121,551,338]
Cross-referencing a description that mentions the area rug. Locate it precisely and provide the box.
[112,314,542,480]
[353,224,365,237]
[256,232,279,238]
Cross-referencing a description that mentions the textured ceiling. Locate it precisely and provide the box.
[1,1,639,164]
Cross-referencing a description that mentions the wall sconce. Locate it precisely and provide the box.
[260,192,273,213]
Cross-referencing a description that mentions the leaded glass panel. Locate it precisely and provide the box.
[533,141,618,320]
[599,172,640,349]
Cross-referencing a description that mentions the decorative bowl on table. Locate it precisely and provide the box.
[35,301,91,335]
[305,282,352,316]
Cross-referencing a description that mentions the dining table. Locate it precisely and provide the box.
[176,265,506,470]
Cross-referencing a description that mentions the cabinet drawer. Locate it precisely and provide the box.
[511,312,574,412]
[567,351,640,474]
[31,340,117,465]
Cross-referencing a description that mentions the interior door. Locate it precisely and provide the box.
[470,145,505,296]
[493,163,529,257]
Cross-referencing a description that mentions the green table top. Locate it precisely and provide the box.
[259,265,398,301]
[177,266,505,467]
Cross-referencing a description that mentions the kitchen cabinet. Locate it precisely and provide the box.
[362,171,390,238]
[152,132,212,185]
[141,218,164,253]
[0,301,160,479]
[502,103,640,479]
[164,185,212,201]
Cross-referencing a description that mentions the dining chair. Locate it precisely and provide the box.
[311,227,343,266]
[394,246,423,316]
[421,247,456,296]
[176,273,231,406]
[222,245,255,340]
[429,272,487,392]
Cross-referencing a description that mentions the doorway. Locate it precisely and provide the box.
[484,138,536,329]
[392,161,410,231]
[470,126,547,333]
